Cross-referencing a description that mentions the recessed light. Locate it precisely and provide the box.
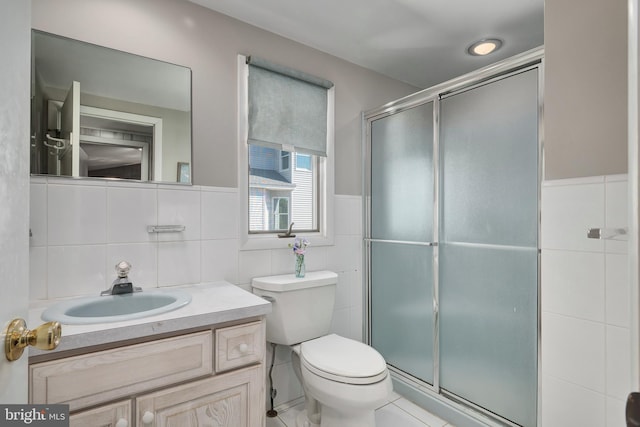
[467,38,503,56]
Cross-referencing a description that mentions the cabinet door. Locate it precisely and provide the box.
[70,400,131,427]
[136,365,263,427]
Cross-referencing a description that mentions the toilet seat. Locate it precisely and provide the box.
[300,334,388,385]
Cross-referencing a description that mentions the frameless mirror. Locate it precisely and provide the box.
[30,30,192,183]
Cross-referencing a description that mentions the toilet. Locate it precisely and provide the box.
[252,270,392,427]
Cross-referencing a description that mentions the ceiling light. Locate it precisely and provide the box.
[467,39,503,56]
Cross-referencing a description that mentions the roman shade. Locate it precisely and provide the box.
[247,56,333,157]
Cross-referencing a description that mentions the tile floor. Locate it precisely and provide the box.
[266,392,457,427]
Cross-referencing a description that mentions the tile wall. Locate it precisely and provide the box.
[541,174,630,427]
[29,175,363,407]
[32,173,632,418]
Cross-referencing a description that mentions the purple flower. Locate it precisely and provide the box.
[289,237,309,255]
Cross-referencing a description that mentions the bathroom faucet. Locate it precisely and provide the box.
[101,261,142,296]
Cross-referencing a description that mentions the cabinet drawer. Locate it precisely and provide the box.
[215,321,264,372]
[30,330,213,411]
[70,400,131,427]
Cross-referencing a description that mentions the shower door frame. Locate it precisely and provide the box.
[363,47,544,427]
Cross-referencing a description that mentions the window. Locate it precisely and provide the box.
[238,55,335,249]
[296,154,312,170]
[272,197,290,230]
[280,151,290,171]
[248,146,318,232]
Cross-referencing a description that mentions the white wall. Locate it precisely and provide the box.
[29,177,363,407]
[541,175,630,426]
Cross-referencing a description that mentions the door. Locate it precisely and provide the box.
[628,0,640,423]
[369,101,436,385]
[59,80,80,176]
[136,366,262,427]
[0,0,31,403]
[438,69,539,427]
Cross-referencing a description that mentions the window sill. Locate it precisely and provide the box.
[239,232,334,251]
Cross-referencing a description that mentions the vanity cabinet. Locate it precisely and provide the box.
[30,319,265,427]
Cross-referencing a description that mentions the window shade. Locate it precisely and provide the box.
[247,56,333,157]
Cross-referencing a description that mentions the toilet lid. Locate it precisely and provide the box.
[300,334,387,384]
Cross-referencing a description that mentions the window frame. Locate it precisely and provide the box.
[237,55,334,250]
[272,196,290,230]
[280,151,290,171]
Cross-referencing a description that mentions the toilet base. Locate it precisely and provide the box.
[295,405,376,427]
[296,409,320,427]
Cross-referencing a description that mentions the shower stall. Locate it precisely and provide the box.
[363,49,543,427]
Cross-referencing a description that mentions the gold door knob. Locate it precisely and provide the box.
[4,318,62,361]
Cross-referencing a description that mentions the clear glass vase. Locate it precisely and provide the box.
[295,254,305,278]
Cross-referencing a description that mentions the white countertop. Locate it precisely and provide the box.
[28,281,271,357]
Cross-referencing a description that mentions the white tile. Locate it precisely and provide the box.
[375,403,428,427]
[606,325,631,401]
[605,179,628,254]
[29,246,47,300]
[201,190,238,240]
[326,235,362,273]
[302,245,328,273]
[48,245,107,298]
[238,250,273,285]
[394,398,448,427]
[106,186,157,243]
[29,182,47,247]
[541,183,604,252]
[329,307,351,339]
[47,184,107,245]
[605,253,630,327]
[265,416,286,427]
[334,271,352,310]
[543,176,605,187]
[542,312,605,392]
[201,239,239,283]
[606,396,626,427]
[272,362,304,407]
[106,243,158,289]
[157,241,201,286]
[541,250,604,321]
[605,174,628,183]
[265,341,293,367]
[277,402,305,427]
[334,195,362,236]
[157,188,201,241]
[541,375,605,427]
[270,248,297,276]
[351,268,363,309]
[350,304,364,342]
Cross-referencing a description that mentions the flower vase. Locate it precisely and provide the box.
[295,254,305,278]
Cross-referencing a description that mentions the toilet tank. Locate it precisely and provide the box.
[252,270,338,345]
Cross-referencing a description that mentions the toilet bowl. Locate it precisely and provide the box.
[294,334,392,427]
[252,271,392,427]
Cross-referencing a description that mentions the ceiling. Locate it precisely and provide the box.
[189,0,543,89]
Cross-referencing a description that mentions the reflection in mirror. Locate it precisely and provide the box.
[31,30,192,183]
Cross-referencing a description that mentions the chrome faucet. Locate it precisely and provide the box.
[101,261,142,296]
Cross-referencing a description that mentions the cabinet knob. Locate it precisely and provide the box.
[4,318,62,361]
[238,343,249,354]
[142,411,155,425]
[115,418,128,427]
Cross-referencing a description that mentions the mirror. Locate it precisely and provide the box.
[30,30,192,183]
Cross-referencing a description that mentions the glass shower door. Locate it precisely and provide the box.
[439,69,539,427]
[369,101,435,384]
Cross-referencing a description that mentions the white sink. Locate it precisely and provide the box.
[41,289,192,325]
